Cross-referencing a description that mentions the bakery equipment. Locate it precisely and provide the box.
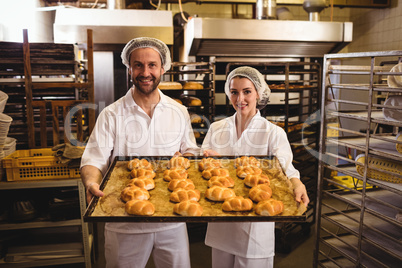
[53,8,173,45]
[84,156,307,223]
[256,0,277,20]
[302,0,326,21]
[183,17,352,58]
[314,50,402,267]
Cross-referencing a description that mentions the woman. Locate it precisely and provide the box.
[202,66,309,268]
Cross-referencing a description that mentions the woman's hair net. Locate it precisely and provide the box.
[225,66,271,110]
[121,37,171,71]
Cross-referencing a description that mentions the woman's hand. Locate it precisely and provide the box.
[203,149,220,157]
[290,178,310,207]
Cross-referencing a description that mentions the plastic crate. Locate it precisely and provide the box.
[2,148,80,181]
[332,175,373,190]
[355,154,402,184]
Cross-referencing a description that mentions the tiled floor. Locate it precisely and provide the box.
[92,222,315,268]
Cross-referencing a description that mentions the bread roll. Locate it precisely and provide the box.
[168,156,191,169]
[183,82,203,90]
[168,179,195,191]
[205,186,236,201]
[125,200,155,216]
[194,130,201,139]
[207,176,235,188]
[249,183,272,202]
[198,158,222,171]
[121,185,150,202]
[244,174,270,187]
[130,168,156,179]
[170,188,201,203]
[127,158,153,170]
[234,156,261,168]
[181,96,202,106]
[222,196,253,212]
[159,81,183,90]
[255,199,284,216]
[202,168,230,179]
[236,166,263,178]
[174,98,182,104]
[163,168,188,182]
[173,200,203,216]
[190,114,203,124]
[127,176,155,190]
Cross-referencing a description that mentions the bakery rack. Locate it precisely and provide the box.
[314,51,402,267]
[0,179,93,267]
[162,62,215,145]
[0,29,95,149]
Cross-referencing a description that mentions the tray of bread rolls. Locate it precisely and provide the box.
[84,156,307,222]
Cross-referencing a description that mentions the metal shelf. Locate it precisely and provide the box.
[314,50,402,267]
[0,179,92,267]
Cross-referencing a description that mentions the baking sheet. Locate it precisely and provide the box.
[84,156,307,222]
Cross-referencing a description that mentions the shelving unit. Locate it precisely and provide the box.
[162,62,215,144]
[0,179,93,267]
[0,29,95,149]
[314,51,402,267]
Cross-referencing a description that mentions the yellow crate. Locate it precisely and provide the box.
[327,123,339,137]
[356,154,402,184]
[2,148,80,181]
[332,175,373,190]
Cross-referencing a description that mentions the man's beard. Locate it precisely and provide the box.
[133,75,161,95]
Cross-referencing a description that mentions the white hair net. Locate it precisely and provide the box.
[225,66,271,110]
[121,37,171,71]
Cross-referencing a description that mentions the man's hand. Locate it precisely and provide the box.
[86,182,104,204]
[81,165,104,204]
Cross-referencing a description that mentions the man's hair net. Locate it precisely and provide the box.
[225,66,271,110]
[121,37,171,71]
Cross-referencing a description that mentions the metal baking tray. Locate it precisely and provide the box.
[84,156,307,222]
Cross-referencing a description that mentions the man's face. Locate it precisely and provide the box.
[129,48,165,95]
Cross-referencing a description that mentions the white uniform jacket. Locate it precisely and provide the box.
[81,88,200,234]
[201,110,299,258]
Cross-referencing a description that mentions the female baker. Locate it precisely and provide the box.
[202,66,310,268]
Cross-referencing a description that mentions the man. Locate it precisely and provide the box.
[81,37,199,268]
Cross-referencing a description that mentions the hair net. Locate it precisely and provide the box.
[225,66,271,110]
[121,37,171,71]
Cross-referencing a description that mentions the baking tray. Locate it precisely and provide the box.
[84,156,307,222]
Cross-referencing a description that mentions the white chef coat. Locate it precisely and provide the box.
[81,88,200,234]
[202,110,299,258]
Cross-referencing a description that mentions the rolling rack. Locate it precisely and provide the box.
[225,61,321,252]
[314,51,402,267]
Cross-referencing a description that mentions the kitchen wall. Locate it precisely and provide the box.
[347,0,402,52]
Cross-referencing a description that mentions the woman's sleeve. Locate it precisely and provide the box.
[270,126,300,179]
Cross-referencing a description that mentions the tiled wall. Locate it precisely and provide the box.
[347,0,402,53]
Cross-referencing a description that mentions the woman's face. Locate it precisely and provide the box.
[229,77,259,118]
